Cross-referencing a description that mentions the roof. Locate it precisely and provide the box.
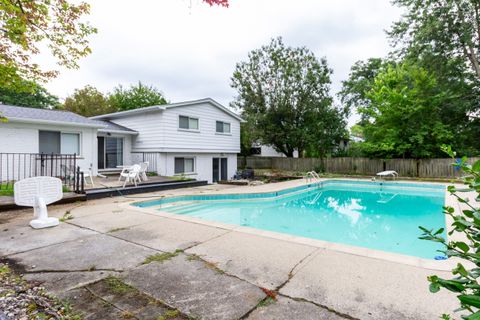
[0,104,105,128]
[96,120,138,134]
[89,98,244,122]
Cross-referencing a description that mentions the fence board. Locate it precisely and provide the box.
[237,156,480,179]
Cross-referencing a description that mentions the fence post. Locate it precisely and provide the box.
[76,166,80,193]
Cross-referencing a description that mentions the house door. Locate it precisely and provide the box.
[212,158,228,182]
[97,137,124,169]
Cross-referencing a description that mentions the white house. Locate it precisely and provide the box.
[0,98,242,183]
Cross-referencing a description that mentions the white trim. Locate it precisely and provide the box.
[132,148,240,153]
[7,117,105,128]
[89,98,243,122]
[98,129,138,135]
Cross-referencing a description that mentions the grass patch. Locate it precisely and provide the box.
[0,183,13,196]
[157,309,181,320]
[104,276,135,294]
[142,250,183,265]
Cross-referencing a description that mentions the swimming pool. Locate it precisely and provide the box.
[134,180,447,259]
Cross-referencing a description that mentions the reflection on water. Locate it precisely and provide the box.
[325,196,364,224]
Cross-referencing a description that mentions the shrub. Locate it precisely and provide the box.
[419,146,480,319]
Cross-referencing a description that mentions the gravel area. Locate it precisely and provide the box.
[0,263,81,319]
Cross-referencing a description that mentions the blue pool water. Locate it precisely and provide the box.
[134,180,446,259]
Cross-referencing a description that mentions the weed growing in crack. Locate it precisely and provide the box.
[107,227,128,233]
[59,211,74,222]
[104,276,135,294]
[142,250,183,265]
[256,296,276,308]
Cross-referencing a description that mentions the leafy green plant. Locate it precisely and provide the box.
[419,146,480,319]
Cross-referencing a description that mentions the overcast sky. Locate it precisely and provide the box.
[43,0,403,125]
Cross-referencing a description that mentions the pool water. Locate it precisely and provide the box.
[134,181,446,259]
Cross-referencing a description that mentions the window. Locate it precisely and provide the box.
[179,115,199,130]
[39,131,80,155]
[216,121,231,133]
[174,157,195,174]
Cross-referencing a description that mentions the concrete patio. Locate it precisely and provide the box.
[0,182,460,319]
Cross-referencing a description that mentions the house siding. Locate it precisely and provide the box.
[109,102,240,153]
[157,152,237,183]
[0,122,98,175]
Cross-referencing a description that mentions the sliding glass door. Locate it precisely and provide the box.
[98,137,124,169]
[212,157,228,182]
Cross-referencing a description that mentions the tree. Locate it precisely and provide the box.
[339,58,391,121]
[62,85,115,117]
[108,82,168,112]
[361,63,455,158]
[0,81,59,109]
[389,0,480,80]
[231,37,346,158]
[0,0,97,91]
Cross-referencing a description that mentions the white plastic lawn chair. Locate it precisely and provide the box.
[82,167,94,187]
[376,170,398,179]
[121,164,141,188]
[139,162,149,182]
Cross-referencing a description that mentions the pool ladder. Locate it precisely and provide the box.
[305,171,320,183]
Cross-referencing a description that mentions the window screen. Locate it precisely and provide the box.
[179,116,198,130]
[39,131,60,154]
[216,121,231,133]
[61,133,80,154]
[174,157,194,174]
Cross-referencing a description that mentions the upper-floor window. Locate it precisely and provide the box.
[216,121,231,134]
[179,115,199,130]
[39,131,80,155]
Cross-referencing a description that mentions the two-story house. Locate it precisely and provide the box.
[0,98,242,183]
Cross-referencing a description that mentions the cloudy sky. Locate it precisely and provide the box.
[43,0,403,125]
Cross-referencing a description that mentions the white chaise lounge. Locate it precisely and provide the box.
[376,170,399,179]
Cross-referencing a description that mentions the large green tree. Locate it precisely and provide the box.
[361,63,455,158]
[339,58,391,121]
[0,81,59,109]
[0,0,96,91]
[108,82,168,112]
[231,37,347,158]
[389,0,480,81]
[62,85,115,117]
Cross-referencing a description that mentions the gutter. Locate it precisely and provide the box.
[6,117,106,129]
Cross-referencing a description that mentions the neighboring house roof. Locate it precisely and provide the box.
[89,98,244,122]
[0,104,105,128]
[95,120,138,135]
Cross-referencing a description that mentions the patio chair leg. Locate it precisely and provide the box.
[89,175,94,187]
[123,178,128,188]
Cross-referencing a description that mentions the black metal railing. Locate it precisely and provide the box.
[0,153,85,194]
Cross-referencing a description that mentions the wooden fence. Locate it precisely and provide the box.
[237,156,480,179]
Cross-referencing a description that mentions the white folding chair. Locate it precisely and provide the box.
[121,164,141,188]
[139,162,149,182]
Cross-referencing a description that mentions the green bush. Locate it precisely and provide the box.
[419,146,480,319]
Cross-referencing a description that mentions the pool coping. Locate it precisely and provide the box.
[123,178,464,271]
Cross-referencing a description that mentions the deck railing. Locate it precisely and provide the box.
[0,153,84,194]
